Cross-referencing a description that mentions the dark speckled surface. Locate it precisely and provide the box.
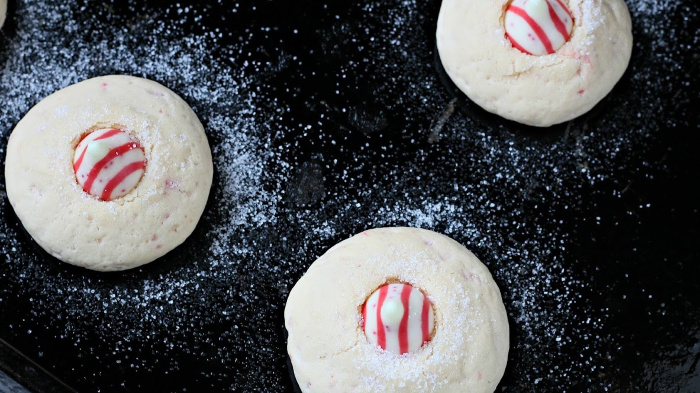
[0,0,699,391]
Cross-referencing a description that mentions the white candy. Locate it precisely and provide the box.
[362,283,434,354]
[73,128,146,201]
[505,0,574,55]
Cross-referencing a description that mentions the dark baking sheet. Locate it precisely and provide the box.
[1,0,698,391]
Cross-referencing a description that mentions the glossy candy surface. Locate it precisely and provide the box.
[362,283,434,354]
[73,129,146,201]
[505,0,574,55]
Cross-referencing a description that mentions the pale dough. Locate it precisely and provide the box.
[436,0,633,127]
[5,75,213,271]
[0,0,6,29]
[285,227,509,393]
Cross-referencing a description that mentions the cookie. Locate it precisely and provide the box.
[4,75,213,271]
[436,0,633,127]
[0,0,7,29]
[285,227,509,392]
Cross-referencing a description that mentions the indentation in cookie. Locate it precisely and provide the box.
[505,0,574,55]
[73,128,147,201]
[361,283,435,354]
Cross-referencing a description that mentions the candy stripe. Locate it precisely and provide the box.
[100,160,145,201]
[547,1,569,41]
[93,128,122,141]
[73,145,87,173]
[398,284,412,354]
[421,294,430,343]
[505,32,531,54]
[375,285,389,350]
[82,143,138,193]
[554,0,574,21]
[509,6,555,54]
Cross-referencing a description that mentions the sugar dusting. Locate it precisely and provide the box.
[0,0,697,391]
[1,1,286,391]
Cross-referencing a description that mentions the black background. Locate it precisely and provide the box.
[0,0,698,391]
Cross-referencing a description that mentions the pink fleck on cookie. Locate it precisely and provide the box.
[362,283,434,354]
[505,0,574,55]
[73,128,146,201]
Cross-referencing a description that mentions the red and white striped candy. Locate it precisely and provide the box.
[73,128,146,201]
[505,0,574,55]
[362,283,434,354]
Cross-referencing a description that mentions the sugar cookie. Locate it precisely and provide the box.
[285,227,509,392]
[436,0,633,127]
[0,0,7,29]
[4,75,213,271]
